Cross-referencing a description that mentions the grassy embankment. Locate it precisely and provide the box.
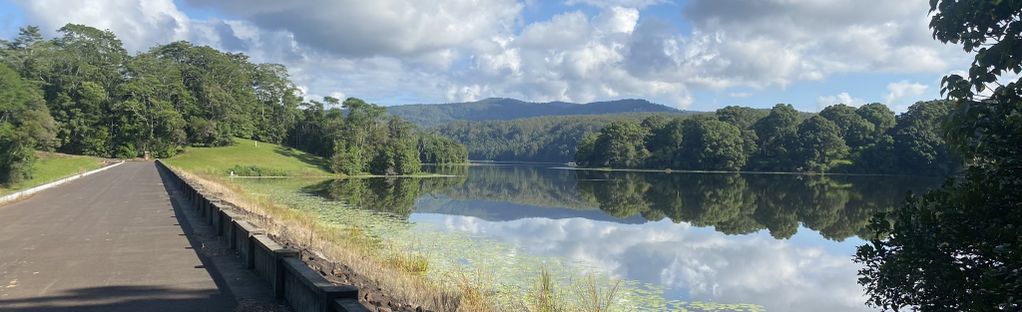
[164,138,621,311]
[0,152,106,196]
[164,138,484,310]
[167,138,333,177]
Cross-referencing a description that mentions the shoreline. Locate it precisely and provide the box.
[548,165,942,178]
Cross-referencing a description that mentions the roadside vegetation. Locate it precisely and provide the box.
[0,152,104,195]
[0,24,467,183]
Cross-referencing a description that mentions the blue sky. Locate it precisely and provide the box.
[0,0,966,112]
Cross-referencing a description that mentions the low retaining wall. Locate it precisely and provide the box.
[155,160,369,312]
[0,161,125,205]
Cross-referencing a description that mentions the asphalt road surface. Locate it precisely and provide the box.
[0,161,279,312]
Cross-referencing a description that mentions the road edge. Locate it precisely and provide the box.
[0,161,126,206]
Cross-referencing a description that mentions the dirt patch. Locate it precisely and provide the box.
[277,238,433,312]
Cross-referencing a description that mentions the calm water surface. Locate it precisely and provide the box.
[244,163,941,311]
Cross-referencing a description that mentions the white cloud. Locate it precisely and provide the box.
[565,0,668,9]
[817,92,864,110]
[594,7,640,34]
[7,0,971,109]
[12,0,190,52]
[184,0,523,58]
[884,81,929,106]
[681,0,966,90]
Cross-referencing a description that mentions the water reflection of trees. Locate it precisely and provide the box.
[437,164,595,209]
[303,174,466,219]
[575,171,933,241]
[307,164,937,241]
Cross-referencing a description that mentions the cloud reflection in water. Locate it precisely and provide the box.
[411,213,868,312]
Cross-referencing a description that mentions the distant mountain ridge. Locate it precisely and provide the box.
[387,98,678,127]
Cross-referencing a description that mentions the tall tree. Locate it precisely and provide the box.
[111,53,188,157]
[750,104,800,171]
[819,104,875,151]
[856,103,897,137]
[574,132,599,167]
[645,118,685,168]
[369,117,421,175]
[44,24,128,156]
[890,100,958,176]
[418,132,468,164]
[677,118,747,171]
[151,41,256,146]
[251,63,301,144]
[0,63,56,184]
[856,1,1022,311]
[795,115,848,172]
[716,106,763,159]
[591,120,650,168]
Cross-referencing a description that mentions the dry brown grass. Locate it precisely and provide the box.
[571,274,621,312]
[172,168,482,312]
[173,167,626,312]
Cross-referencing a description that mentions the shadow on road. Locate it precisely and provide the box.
[0,285,224,312]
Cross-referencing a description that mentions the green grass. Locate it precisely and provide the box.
[0,152,106,196]
[163,138,333,177]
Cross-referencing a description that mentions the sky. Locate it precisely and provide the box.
[0,0,971,112]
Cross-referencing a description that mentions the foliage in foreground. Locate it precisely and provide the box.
[0,63,56,184]
[855,1,1022,311]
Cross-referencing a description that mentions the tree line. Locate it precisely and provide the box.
[0,24,466,184]
[433,112,693,162]
[286,96,468,175]
[575,101,959,176]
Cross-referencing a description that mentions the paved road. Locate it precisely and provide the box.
[0,161,277,312]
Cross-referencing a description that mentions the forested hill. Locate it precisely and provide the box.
[431,112,700,163]
[387,98,679,127]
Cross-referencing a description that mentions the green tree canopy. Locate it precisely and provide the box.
[819,104,874,150]
[0,63,56,184]
[891,100,958,176]
[591,120,650,168]
[795,115,849,172]
[750,104,800,171]
[856,1,1022,311]
[677,118,747,171]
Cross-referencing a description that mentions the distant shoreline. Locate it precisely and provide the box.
[548,165,940,178]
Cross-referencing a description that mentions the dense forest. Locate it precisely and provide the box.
[0,24,466,184]
[433,112,694,162]
[575,101,959,176]
[388,98,678,127]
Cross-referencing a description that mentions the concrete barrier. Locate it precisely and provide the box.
[235,220,264,269]
[154,160,369,312]
[282,257,358,312]
[334,299,371,312]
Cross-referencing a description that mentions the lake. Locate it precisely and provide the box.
[237,163,942,311]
